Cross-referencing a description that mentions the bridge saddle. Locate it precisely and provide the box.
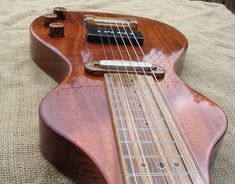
[85,60,165,79]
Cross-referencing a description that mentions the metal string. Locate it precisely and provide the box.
[119,22,183,183]
[116,22,185,183]
[93,16,200,183]
[100,17,159,183]
[125,21,198,182]
[107,22,154,184]
[113,22,172,183]
[97,23,138,183]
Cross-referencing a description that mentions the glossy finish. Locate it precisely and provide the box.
[30,12,227,184]
[43,13,57,27]
[48,23,65,38]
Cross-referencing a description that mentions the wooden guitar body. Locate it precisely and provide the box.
[30,11,227,184]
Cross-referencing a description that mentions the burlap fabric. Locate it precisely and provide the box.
[0,0,234,183]
[197,0,235,13]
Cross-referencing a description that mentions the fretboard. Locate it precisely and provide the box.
[105,73,206,184]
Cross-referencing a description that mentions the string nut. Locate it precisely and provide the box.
[53,7,66,20]
[48,23,65,38]
[43,13,57,27]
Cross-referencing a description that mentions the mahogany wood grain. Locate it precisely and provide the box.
[30,11,227,184]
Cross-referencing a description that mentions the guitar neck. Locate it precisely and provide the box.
[105,73,206,184]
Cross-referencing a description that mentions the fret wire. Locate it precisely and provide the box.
[117,128,178,132]
[116,121,169,129]
[124,171,198,177]
[118,128,185,154]
[111,98,167,107]
[120,140,184,144]
[116,116,165,121]
[123,154,191,159]
[110,91,161,101]
[113,107,161,114]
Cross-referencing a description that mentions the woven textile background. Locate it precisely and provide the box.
[0,0,234,183]
[196,0,235,13]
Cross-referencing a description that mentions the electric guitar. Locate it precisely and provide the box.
[30,7,227,184]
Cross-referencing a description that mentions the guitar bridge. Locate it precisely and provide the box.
[85,60,165,79]
[84,15,144,45]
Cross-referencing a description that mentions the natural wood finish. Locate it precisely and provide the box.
[30,11,227,183]
[105,73,205,183]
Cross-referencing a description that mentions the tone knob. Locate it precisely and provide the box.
[53,7,66,20]
[48,23,65,38]
[43,13,57,27]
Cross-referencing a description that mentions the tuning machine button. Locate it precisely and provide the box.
[43,13,57,27]
[53,7,66,20]
[48,23,65,38]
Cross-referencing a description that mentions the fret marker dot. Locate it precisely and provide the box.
[156,161,165,169]
[140,162,147,168]
[173,162,181,168]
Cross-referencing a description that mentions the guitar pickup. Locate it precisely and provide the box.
[86,28,144,46]
[84,15,144,45]
[85,60,165,79]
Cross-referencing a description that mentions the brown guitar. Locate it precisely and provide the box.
[30,8,227,184]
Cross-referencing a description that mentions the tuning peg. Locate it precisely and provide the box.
[48,23,65,38]
[53,7,66,20]
[43,13,57,27]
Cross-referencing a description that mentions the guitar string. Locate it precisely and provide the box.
[106,22,154,184]
[118,22,184,183]
[125,21,201,183]
[113,22,175,183]
[95,16,199,183]
[97,22,138,183]
[123,21,195,182]
[115,22,180,183]
[105,20,185,183]
[100,16,155,183]
[119,22,183,183]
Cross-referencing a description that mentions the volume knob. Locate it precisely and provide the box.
[48,23,65,38]
[43,13,57,27]
[53,7,66,20]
